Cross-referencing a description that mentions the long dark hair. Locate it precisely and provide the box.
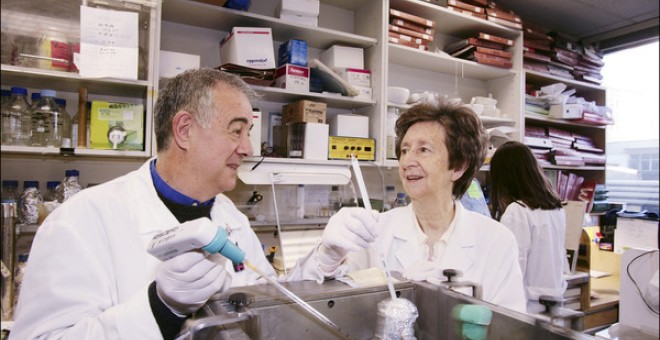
[489,141,563,220]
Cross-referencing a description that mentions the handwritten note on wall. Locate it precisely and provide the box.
[79,6,138,80]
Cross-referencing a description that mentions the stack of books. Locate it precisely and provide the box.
[388,9,435,51]
[446,0,487,20]
[522,22,553,73]
[524,125,606,168]
[573,45,605,85]
[485,4,523,30]
[444,32,514,69]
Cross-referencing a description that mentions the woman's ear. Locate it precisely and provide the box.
[451,164,467,182]
[171,111,195,150]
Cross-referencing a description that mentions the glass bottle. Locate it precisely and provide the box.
[384,185,396,211]
[30,92,41,109]
[43,181,60,203]
[54,98,72,148]
[18,181,43,225]
[56,169,82,203]
[1,180,19,203]
[12,254,29,310]
[1,86,31,146]
[328,185,342,215]
[1,89,11,107]
[393,192,409,208]
[32,89,66,147]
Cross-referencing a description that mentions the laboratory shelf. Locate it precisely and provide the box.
[252,85,375,109]
[0,145,151,159]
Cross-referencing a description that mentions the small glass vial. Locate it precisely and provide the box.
[18,181,43,225]
[384,185,396,211]
[393,192,409,208]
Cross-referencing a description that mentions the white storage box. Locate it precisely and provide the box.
[278,12,318,26]
[220,27,276,69]
[276,0,320,17]
[159,51,200,78]
[320,45,364,70]
[303,123,329,160]
[336,68,371,87]
[250,109,262,156]
[274,63,310,93]
[549,103,583,120]
[329,114,369,138]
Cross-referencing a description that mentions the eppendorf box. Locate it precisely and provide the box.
[220,27,276,69]
[274,63,309,92]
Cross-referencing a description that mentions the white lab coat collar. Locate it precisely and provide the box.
[391,202,476,274]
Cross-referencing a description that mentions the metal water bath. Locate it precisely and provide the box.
[180,280,595,340]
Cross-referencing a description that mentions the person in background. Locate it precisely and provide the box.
[11,68,276,339]
[489,140,567,313]
[290,103,526,312]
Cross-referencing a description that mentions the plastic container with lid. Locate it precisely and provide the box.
[393,192,409,208]
[18,180,43,224]
[1,86,32,146]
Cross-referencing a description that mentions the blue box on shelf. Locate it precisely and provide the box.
[278,39,307,67]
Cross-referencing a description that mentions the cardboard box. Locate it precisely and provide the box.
[320,45,364,70]
[329,114,369,138]
[276,0,320,17]
[336,68,371,87]
[220,27,276,69]
[250,108,262,156]
[278,39,307,67]
[274,63,310,93]
[90,101,144,150]
[282,100,326,124]
[159,50,200,78]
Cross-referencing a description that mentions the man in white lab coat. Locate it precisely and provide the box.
[11,69,276,339]
[290,103,526,313]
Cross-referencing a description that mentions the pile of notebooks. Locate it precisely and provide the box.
[522,22,605,84]
[524,125,606,168]
[443,0,522,30]
[444,32,514,69]
[388,9,435,51]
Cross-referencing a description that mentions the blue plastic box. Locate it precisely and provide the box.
[278,39,307,67]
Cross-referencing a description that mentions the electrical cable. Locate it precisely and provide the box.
[626,249,659,315]
[269,174,286,276]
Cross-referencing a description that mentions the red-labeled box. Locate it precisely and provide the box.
[274,63,310,93]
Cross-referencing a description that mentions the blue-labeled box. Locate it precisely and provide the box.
[278,39,307,67]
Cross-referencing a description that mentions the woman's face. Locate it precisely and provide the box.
[398,121,465,202]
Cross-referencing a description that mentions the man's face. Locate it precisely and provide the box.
[188,84,253,194]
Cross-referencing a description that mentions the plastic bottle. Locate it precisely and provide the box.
[18,181,43,224]
[54,98,72,148]
[328,185,342,215]
[384,185,396,211]
[1,86,31,146]
[393,192,408,208]
[12,254,29,310]
[32,89,66,147]
[1,180,20,203]
[56,169,82,203]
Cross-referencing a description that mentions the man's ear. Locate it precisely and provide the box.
[172,111,195,150]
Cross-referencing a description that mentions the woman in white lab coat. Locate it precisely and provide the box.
[11,69,276,339]
[291,103,526,312]
[489,140,567,313]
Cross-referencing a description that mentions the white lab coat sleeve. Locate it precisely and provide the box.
[483,228,527,313]
[10,204,162,340]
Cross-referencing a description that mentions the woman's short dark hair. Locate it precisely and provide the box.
[394,103,488,199]
[489,140,563,219]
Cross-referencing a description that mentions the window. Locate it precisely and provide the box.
[603,41,659,213]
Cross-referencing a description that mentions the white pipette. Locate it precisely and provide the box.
[350,155,397,300]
